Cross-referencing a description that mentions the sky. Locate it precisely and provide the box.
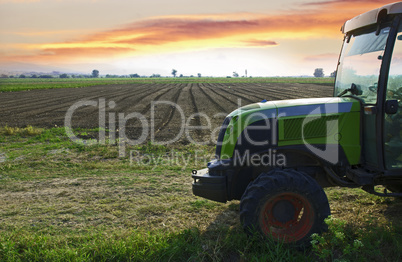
[0,0,398,77]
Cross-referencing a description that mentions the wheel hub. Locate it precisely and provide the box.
[272,200,295,223]
[259,192,315,242]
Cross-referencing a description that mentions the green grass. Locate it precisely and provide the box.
[0,77,335,92]
[0,127,401,261]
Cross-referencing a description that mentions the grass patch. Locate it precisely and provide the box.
[0,127,401,261]
[311,216,402,261]
[0,77,335,92]
[0,227,311,261]
[1,125,43,136]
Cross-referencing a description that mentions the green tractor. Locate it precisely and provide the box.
[192,2,402,247]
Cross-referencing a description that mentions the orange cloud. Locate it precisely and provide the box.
[4,47,135,63]
[41,47,135,58]
[2,1,392,64]
[305,0,388,5]
[304,0,394,11]
[242,40,279,47]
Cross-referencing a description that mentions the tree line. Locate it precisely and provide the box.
[314,68,336,78]
[1,68,337,79]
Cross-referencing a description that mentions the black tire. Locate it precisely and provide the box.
[240,169,330,248]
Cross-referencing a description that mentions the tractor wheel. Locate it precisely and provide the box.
[240,169,330,247]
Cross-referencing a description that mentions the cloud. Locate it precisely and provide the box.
[4,47,135,63]
[304,0,392,10]
[41,47,135,57]
[88,18,260,44]
[85,12,344,48]
[242,40,278,47]
[303,53,339,61]
[0,0,101,3]
[305,0,386,5]
[2,1,388,64]
[0,0,39,3]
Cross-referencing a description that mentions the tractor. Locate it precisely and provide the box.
[192,2,402,247]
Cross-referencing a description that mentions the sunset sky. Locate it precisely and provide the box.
[0,0,397,77]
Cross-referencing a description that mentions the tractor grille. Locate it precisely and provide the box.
[215,116,232,159]
[283,115,339,140]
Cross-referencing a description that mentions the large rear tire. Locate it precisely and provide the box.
[240,169,330,247]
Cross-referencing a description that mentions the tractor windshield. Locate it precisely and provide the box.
[335,26,391,104]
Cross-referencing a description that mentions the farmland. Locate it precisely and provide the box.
[0,78,401,261]
[0,77,335,92]
[0,80,333,145]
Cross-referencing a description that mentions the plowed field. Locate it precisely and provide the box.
[0,82,332,144]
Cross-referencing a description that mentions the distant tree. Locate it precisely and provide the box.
[91,69,99,78]
[314,68,324,78]
[9,75,14,78]
[233,71,239,77]
[330,71,337,78]
[19,74,26,78]
[106,74,120,78]
[171,69,177,77]
[59,74,69,78]
[130,74,140,78]
[151,74,161,78]
[31,74,38,78]
[197,73,201,78]
[179,74,183,78]
[39,75,53,78]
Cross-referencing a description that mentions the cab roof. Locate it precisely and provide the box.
[342,2,402,34]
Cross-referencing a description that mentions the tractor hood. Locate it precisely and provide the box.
[218,97,361,160]
[228,97,360,119]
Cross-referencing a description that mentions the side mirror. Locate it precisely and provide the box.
[351,83,363,96]
[385,100,398,114]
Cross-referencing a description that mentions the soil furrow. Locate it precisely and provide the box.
[0,83,334,144]
[206,83,255,105]
[1,85,143,114]
[197,84,228,113]
[153,85,184,137]
[188,84,203,139]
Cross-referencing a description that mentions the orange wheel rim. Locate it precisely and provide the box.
[259,192,315,243]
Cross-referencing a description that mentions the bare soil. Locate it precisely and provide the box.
[0,83,333,144]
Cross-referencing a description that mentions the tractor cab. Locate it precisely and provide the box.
[335,2,402,174]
